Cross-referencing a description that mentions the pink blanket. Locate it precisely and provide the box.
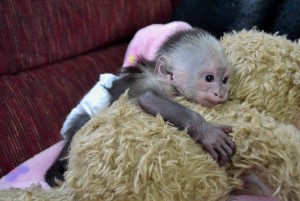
[0,141,64,190]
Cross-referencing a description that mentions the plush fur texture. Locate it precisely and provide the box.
[223,30,300,128]
[1,30,299,201]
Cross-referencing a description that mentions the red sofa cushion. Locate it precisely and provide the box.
[0,44,127,176]
[0,0,172,75]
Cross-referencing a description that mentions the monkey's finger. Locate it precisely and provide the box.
[221,141,233,157]
[218,158,227,167]
[215,147,228,167]
[218,125,233,134]
[207,147,218,162]
[224,137,236,151]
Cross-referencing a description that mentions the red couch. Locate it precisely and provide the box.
[0,0,175,177]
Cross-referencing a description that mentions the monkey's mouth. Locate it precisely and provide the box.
[198,100,223,108]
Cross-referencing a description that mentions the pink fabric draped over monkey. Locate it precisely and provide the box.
[122,21,192,67]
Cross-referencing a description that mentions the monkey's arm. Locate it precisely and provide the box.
[138,90,235,166]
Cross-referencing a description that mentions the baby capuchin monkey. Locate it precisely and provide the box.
[45,28,235,187]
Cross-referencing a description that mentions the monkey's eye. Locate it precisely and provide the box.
[205,75,214,82]
[223,77,228,84]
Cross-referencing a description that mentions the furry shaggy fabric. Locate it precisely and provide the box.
[223,30,300,128]
[1,30,299,201]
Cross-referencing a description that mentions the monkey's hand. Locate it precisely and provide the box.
[189,117,235,166]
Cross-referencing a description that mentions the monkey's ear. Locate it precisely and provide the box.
[154,56,173,80]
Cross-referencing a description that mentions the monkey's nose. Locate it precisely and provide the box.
[214,92,224,99]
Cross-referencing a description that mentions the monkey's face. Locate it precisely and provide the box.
[195,66,230,108]
[173,65,230,108]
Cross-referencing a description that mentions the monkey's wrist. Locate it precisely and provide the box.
[187,112,207,132]
[193,112,207,125]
